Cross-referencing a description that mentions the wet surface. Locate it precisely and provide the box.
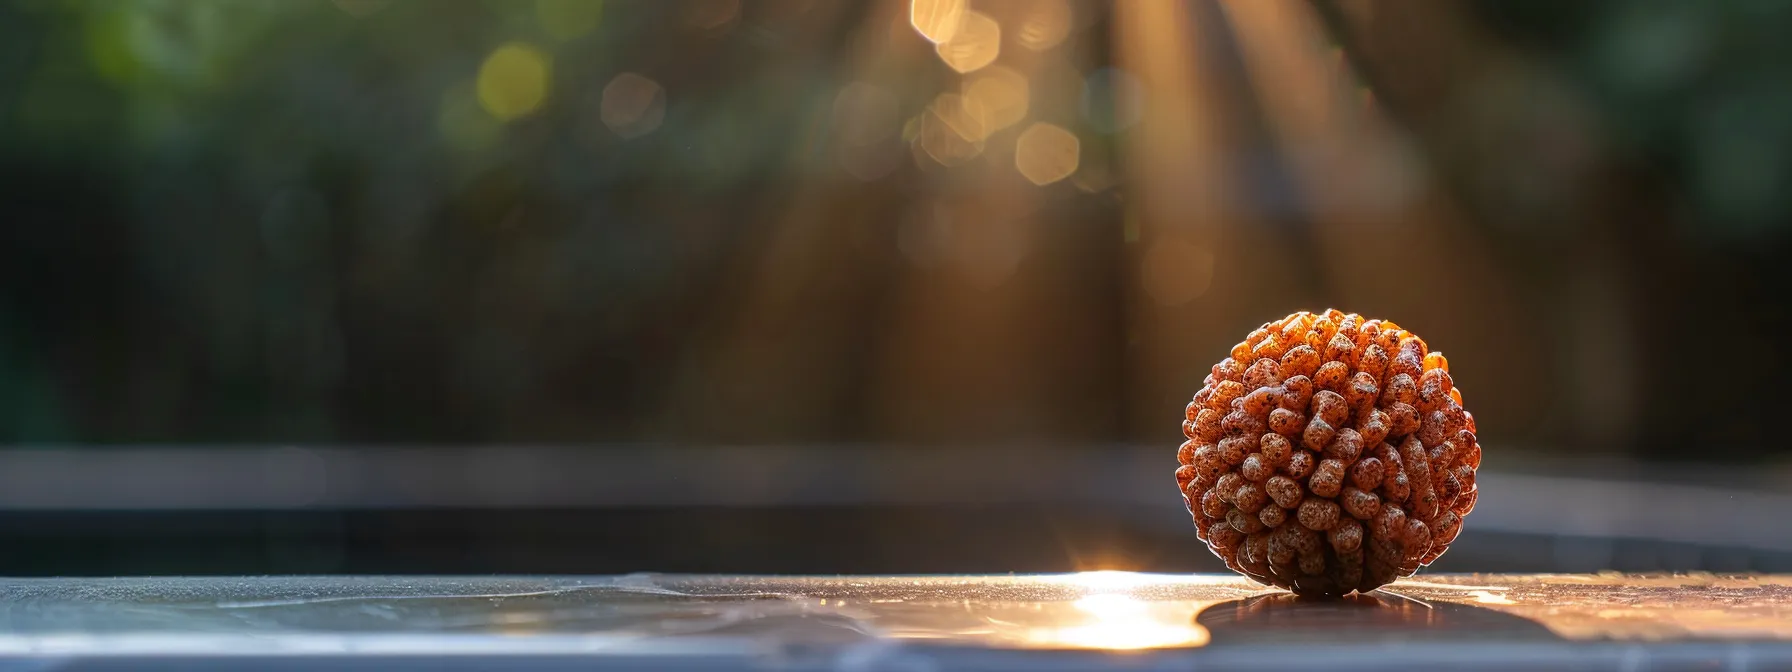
[1,573,1789,669]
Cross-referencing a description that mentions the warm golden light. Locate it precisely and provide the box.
[600,72,666,139]
[909,0,967,44]
[1468,590,1518,605]
[1042,571,1245,590]
[919,94,985,166]
[1024,593,1211,649]
[964,66,1029,134]
[935,10,1001,74]
[1046,573,1254,587]
[1141,236,1215,305]
[1016,0,1073,51]
[1014,122,1079,185]
[932,93,986,142]
[477,43,552,122]
[1113,1,1266,436]
[1059,570,1158,591]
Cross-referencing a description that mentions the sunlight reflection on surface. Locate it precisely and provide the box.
[1010,572,1218,649]
[1044,570,1244,590]
[1022,593,1210,649]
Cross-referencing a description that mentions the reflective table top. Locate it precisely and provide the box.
[3,573,1789,670]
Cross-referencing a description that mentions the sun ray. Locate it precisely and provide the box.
[1220,0,1540,427]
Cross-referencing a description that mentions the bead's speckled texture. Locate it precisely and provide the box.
[1177,310,1481,596]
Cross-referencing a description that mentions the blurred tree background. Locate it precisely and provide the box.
[1,0,1788,465]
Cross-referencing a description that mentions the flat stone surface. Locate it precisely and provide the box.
[2,573,1789,670]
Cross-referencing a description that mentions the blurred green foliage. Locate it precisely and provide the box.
[1472,0,1792,238]
[0,0,1785,456]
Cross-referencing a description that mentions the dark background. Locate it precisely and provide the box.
[1,0,1788,576]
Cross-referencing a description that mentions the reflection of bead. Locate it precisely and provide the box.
[1177,311,1481,596]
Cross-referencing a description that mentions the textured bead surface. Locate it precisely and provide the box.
[1176,311,1481,596]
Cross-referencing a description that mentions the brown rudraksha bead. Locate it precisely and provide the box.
[1177,310,1480,596]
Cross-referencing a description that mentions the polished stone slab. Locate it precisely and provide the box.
[2,573,1788,670]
